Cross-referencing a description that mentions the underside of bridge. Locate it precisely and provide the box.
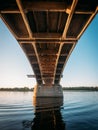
[0,0,98,96]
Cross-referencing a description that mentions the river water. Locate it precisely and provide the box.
[0,91,98,130]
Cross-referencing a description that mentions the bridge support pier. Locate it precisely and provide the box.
[33,84,63,98]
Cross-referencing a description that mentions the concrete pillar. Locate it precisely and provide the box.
[33,84,63,97]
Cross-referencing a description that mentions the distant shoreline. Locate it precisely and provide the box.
[62,87,98,91]
[0,87,98,92]
[0,87,34,92]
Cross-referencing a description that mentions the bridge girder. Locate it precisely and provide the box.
[0,0,98,85]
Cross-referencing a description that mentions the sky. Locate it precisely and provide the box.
[0,15,98,88]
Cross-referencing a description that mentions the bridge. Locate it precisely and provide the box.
[0,0,98,97]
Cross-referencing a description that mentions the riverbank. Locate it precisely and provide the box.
[63,87,98,91]
[0,87,34,91]
[0,87,98,92]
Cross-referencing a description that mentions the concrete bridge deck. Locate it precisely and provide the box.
[0,0,98,96]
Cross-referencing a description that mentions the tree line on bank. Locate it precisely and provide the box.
[0,87,34,91]
[62,86,98,91]
[0,86,98,91]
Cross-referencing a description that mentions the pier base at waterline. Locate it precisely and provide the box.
[33,84,63,98]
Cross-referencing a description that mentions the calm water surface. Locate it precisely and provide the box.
[0,91,98,130]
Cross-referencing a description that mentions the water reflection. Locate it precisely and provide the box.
[32,97,66,130]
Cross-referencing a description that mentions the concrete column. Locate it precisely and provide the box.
[33,84,63,97]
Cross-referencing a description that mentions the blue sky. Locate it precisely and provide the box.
[0,14,98,88]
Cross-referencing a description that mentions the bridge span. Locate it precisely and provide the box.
[0,0,98,97]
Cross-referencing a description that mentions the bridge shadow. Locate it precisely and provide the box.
[31,97,66,130]
[22,97,66,130]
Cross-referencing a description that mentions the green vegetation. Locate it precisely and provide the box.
[0,87,34,91]
[0,87,98,92]
[63,87,98,91]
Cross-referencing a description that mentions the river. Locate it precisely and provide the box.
[0,91,98,130]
